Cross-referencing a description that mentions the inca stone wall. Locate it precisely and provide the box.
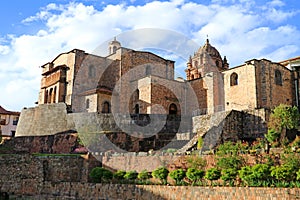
[16,103,73,137]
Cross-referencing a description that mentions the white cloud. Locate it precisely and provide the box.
[0,0,299,111]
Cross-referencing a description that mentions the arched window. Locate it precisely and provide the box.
[44,90,48,104]
[113,46,117,53]
[169,103,177,115]
[86,99,90,109]
[53,86,57,103]
[136,89,139,100]
[134,104,139,114]
[194,61,198,67]
[88,65,95,78]
[275,70,282,85]
[102,101,110,113]
[49,88,53,103]
[230,73,238,86]
[146,65,151,75]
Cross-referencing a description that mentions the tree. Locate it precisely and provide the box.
[186,168,205,185]
[267,104,300,145]
[152,167,169,185]
[169,169,186,185]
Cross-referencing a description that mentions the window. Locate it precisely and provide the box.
[102,101,110,113]
[134,104,139,114]
[169,103,177,115]
[11,131,16,137]
[275,70,282,85]
[136,89,140,100]
[49,88,53,103]
[88,65,95,78]
[86,99,90,109]
[146,65,151,75]
[13,117,19,125]
[230,72,238,86]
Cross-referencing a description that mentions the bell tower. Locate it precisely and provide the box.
[108,37,121,55]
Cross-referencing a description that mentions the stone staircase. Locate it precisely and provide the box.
[177,110,232,153]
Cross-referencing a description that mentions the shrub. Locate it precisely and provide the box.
[90,167,113,183]
[216,141,239,156]
[186,168,205,185]
[296,169,300,181]
[152,167,169,185]
[169,169,186,185]
[217,156,244,170]
[138,170,151,180]
[238,164,270,186]
[204,168,221,185]
[113,170,126,180]
[124,170,138,180]
[221,168,238,186]
[271,165,295,182]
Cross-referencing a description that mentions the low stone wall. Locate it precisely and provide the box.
[8,182,300,200]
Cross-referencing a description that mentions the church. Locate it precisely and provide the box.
[37,37,300,116]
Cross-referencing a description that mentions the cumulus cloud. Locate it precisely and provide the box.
[0,0,299,111]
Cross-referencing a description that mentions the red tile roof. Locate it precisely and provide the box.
[0,106,20,115]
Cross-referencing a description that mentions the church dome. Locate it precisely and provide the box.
[197,39,222,60]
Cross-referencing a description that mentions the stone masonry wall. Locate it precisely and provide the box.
[0,154,100,195]
[1,155,300,199]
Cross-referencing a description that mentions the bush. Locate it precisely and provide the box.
[216,141,239,156]
[186,168,205,185]
[138,170,151,180]
[217,156,244,170]
[238,164,270,186]
[113,170,126,180]
[124,170,138,180]
[221,168,238,186]
[90,167,113,183]
[204,168,221,185]
[271,165,295,182]
[152,167,169,185]
[169,169,186,185]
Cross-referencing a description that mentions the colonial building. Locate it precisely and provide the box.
[37,38,300,117]
[0,106,20,137]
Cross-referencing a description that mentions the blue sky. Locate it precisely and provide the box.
[0,0,300,111]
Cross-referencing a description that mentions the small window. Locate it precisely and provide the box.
[88,65,95,78]
[230,72,238,86]
[169,103,177,115]
[275,70,282,85]
[146,65,151,75]
[134,104,139,114]
[136,89,139,100]
[86,99,90,109]
[102,101,110,113]
[11,131,16,137]
[194,61,198,67]
[13,117,19,126]
[216,60,219,68]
